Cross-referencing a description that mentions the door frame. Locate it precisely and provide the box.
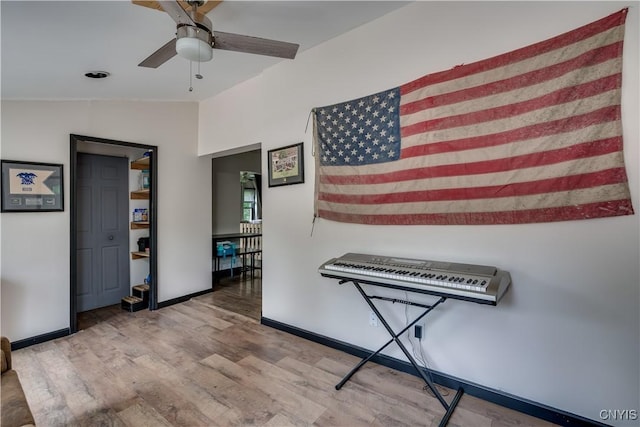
[70,134,158,334]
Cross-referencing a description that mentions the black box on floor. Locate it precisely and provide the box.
[121,295,147,312]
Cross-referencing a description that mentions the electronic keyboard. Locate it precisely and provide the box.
[319,252,511,305]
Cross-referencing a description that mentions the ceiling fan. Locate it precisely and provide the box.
[134,0,300,68]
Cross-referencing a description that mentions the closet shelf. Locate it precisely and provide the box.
[131,251,150,260]
[130,221,150,229]
[130,156,150,170]
[130,189,149,199]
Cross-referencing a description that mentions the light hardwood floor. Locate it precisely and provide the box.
[205,274,262,321]
[12,278,556,427]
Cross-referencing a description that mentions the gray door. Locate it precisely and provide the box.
[77,153,130,312]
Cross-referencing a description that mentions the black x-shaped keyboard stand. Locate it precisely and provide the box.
[335,279,464,427]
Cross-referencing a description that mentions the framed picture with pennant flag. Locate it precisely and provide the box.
[1,160,64,212]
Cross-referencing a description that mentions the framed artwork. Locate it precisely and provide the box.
[267,142,304,187]
[1,160,64,212]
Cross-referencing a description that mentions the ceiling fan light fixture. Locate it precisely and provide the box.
[176,36,213,62]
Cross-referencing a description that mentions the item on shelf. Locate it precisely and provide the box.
[137,237,150,252]
[132,208,149,222]
[141,170,150,189]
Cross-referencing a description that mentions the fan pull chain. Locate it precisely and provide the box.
[187,36,204,92]
[196,35,203,80]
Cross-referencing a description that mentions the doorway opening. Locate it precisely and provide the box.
[211,146,262,319]
[70,134,158,334]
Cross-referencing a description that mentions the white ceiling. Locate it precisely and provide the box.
[1,1,408,101]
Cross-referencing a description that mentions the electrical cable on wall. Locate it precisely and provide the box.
[405,293,449,397]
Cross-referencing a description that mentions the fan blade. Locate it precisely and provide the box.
[197,1,222,14]
[213,31,299,59]
[159,1,195,26]
[138,38,178,68]
[133,0,222,14]
[132,1,164,12]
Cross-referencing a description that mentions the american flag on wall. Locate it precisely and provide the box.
[313,9,633,225]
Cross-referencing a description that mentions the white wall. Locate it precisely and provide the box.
[198,2,639,425]
[212,149,261,234]
[1,100,212,340]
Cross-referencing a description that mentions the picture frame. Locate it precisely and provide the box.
[1,160,64,212]
[267,142,304,187]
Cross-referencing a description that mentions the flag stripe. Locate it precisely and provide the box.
[400,44,622,119]
[317,183,631,216]
[319,151,626,196]
[400,10,626,96]
[400,26,624,108]
[319,167,627,204]
[320,121,621,177]
[317,199,633,225]
[401,57,622,131]
[321,136,621,185]
[401,74,621,139]
[401,105,620,158]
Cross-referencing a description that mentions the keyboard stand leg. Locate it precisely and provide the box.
[336,280,464,426]
[335,335,396,390]
[439,387,464,427]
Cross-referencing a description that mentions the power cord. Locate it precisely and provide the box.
[405,293,450,398]
[423,384,450,398]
